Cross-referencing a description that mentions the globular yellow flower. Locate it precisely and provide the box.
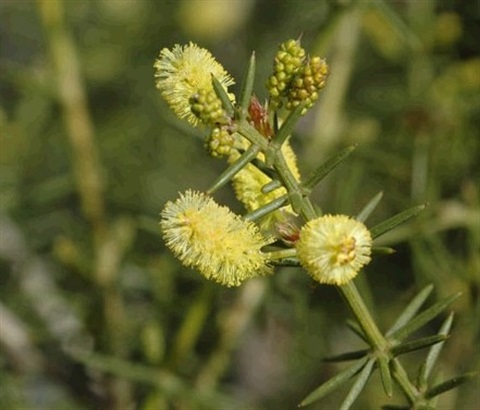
[154,42,235,127]
[229,140,301,230]
[296,215,372,285]
[160,190,272,287]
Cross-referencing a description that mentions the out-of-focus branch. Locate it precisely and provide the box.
[36,0,106,244]
[306,7,362,164]
[0,216,88,364]
[36,2,134,408]
[0,302,43,373]
[195,278,267,391]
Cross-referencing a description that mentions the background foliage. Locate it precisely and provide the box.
[1,0,478,409]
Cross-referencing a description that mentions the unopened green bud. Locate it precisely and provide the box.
[190,89,229,126]
[205,126,235,158]
[267,39,306,109]
[286,56,328,114]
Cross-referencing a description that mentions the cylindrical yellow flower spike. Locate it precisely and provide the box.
[154,42,235,127]
[160,190,272,287]
[296,215,372,285]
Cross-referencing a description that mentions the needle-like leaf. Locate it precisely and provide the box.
[261,179,282,194]
[356,191,383,222]
[418,313,454,385]
[425,372,478,399]
[239,52,256,115]
[370,204,426,239]
[345,319,368,343]
[378,355,393,397]
[250,157,276,178]
[302,145,357,192]
[323,349,370,363]
[389,293,461,342]
[244,195,288,222]
[386,284,434,336]
[340,359,375,410]
[212,75,234,116]
[207,145,260,194]
[391,334,449,357]
[372,246,396,255]
[298,357,369,407]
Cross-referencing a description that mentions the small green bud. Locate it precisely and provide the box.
[205,126,235,158]
[190,89,229,126]
[285,56,328,114]
[266,39,306,109]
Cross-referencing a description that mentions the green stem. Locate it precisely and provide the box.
[268,139,424,404]
[236,120,269,150]
[340,282,388,350]
[270,146,387,348]
[272,149,317,220]
[267,248,297,261]
[272,103,305,148]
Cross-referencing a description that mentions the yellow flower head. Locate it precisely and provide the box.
[296,215,372,285]
[154,42,235,127]
[160,190,272,287]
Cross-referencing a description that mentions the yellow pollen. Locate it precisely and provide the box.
[334,237,356,266]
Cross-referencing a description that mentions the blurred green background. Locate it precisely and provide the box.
[1,1,479,409]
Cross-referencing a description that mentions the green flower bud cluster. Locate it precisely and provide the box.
[189,89,228,126]
[267,39,306,109]
[285,56,328,113]
[267,39,329,114]
[205,126,235,158]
